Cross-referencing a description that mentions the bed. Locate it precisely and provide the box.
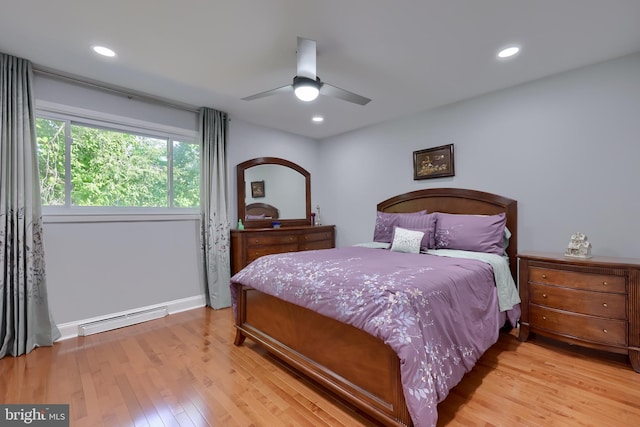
[231,188,519,427]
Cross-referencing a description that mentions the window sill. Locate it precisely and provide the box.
[42,209,200,224]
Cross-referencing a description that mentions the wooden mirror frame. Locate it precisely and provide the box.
[237,157,311,228]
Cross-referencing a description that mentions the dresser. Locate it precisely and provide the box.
[231,225,335,275]
[518,251,640,373]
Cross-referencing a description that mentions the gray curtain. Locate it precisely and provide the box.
[200,107,231,309]
[0,53,60,358]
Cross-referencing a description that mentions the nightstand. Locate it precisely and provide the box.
[518,251,640,373]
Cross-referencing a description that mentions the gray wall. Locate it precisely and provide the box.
[44,219,202,323]
[318,53,640,258]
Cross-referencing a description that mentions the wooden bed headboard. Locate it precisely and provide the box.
[377,188,518,279]
[245,202,279,219]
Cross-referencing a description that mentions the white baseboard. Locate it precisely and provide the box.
[56,294,207,341]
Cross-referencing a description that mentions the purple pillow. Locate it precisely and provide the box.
[373,210,428,243]
[434,212,506,255]
[397,213,436,249]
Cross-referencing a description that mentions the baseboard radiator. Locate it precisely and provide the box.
[77,306,169,336]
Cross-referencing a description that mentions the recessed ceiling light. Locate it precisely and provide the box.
[311,115,324,123]
[92,45,116,57]
[497,46,520,59]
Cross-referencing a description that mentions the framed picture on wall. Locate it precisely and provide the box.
[413,144,455,180]
[251,181,265,198]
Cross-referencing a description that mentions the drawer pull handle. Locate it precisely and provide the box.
[542,274,547,279]
[603,303,608,308]
[542,316,547,320]
[603,329,608,333]
[603,281,608,286]
[542,294,547,298]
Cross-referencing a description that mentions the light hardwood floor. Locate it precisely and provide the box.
[1,307,639,426]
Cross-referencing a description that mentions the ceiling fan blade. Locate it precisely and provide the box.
[320,83,371,105]
[242,84,292,101]
[296,37,316,80]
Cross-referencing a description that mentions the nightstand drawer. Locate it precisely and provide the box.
[530,305,627,347]
[529,283,626,320]
[529,267,625,294]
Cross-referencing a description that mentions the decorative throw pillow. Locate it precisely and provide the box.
[390,226,432,252]
[390,227,425,254]
[434,212,506,255]
[373,210,427,243]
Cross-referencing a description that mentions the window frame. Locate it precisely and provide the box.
[36,102,200,223]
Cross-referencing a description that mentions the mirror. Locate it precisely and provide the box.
[237,157,311,228]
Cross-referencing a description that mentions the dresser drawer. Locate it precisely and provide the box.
[300,240,333,251]
[247,244,298,262]
[529,283,626,320]
[529,266,625,294]
[301,231,333,242]
[246,234,298,247]
[530,304,627,347]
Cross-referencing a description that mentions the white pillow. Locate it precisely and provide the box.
[390,227,425,254]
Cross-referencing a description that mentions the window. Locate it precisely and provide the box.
[36,115,200,211]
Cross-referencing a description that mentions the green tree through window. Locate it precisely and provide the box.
[173,141,200,208]
[36,117,200,209]
[36,118,66,206]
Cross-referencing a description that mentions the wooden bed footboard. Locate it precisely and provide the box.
[234,284,412,427]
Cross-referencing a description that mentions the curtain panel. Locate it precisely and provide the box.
[0,53,60,358]
[199,107,231,309]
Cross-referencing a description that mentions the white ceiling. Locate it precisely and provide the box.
[1,1,640,139]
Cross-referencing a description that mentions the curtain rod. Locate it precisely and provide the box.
[33,65,200,114]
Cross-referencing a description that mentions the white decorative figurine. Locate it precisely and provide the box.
[565,232,592,258]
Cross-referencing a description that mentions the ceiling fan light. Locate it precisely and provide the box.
[294,85,319,102]
[293,76,320,102]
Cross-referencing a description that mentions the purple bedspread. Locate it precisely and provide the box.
[230,246,511,427]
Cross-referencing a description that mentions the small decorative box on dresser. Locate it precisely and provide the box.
[231,225,335,275]
[518,251,640,373]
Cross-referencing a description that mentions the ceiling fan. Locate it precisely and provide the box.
[242,37,371,106]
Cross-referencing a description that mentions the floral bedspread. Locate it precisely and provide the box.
[230,246,516,427]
